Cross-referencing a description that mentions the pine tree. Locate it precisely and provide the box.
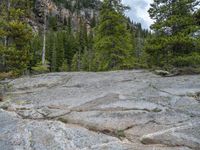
[194,9,200,26]
[72,19,89,71]
[93,0,133,71]
[55,31,65,71]
[0,0,33,75]
[71,52,79,71]
[29,35,43,72]
[63,30,77,70]
[145,0,200,67]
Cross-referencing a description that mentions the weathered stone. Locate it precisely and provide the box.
[59,110,152,132]
[1,70,200,150]
[0,109,133,150]
[125,122,172,142]
[33,0,100,32]
[154,70,170,76]
[141,121,200,150]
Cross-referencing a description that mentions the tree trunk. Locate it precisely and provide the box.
[42,11,47,65]
[78,49,81,71]
[2,0,11,71]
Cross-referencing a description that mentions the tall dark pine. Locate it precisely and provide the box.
[93,0,133,71]
[0,0,32,74]
[145,0,200,67]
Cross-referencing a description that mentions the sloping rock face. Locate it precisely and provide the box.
[0,70,200,150]
[32,0,100,32]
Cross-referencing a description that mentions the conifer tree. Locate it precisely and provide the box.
[29,35,42,71]
[71,52,79,71]
[0,0,32,74]
[145,0,200,67]
[55,31,65,71]
[63,30,77,70]
[93,0,133,71]
[71,19,89,71]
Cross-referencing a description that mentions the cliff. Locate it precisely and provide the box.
[30,0,101,32]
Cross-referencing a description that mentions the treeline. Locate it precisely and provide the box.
[0,0,149,75]
[30,11,148,72]
[30,18,95,72]
[0,0,200,77]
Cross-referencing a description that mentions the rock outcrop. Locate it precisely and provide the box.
[0,70,200,149]
[31,0,100,32]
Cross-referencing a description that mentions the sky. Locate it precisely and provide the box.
[122,0,154,29]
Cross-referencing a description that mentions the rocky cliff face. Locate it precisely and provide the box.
[30,0,100,32]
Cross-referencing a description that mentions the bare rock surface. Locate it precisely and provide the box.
[0,70,200,150]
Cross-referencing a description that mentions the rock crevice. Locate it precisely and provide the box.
[0,70,200,150]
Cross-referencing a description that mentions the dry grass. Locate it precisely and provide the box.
[0,72,14,80]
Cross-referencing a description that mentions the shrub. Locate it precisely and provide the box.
[59,60,69,72]
[32,62,49,74]
[172,52,200,68]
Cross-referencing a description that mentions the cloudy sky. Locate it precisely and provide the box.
[122,0,154,29]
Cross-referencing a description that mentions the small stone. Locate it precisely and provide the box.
[154,70,170,76]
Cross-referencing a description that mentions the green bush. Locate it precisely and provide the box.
[173,53,200,68]
[59,60,69,72]
[32,62,49,74]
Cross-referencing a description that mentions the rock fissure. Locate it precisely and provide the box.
[72,107,159,113]
[150,84,180,96]
[1,70,200,150]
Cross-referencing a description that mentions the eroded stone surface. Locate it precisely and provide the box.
[141,121,200,150]
[0,70,200,150]
[0,109,133,150]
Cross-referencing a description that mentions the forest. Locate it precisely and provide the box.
[0,0,200,78]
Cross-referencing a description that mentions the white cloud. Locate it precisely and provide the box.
[122,0,154,29]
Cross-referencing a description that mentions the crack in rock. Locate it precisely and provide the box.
[1,71,200,150]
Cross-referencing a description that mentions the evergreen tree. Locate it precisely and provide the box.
[0,0,33,75]
[71,52,79,71]
[63,30,77,70]
[59,59,69,71]
[93,0,133,71]
[55,31,65,71]
[71,19,89,71]
[145,0,200,67]
[46,31,55,71]
[194,9,200,26]
[29,35,43,72]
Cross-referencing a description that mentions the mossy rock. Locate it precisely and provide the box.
[114,130,125,139]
